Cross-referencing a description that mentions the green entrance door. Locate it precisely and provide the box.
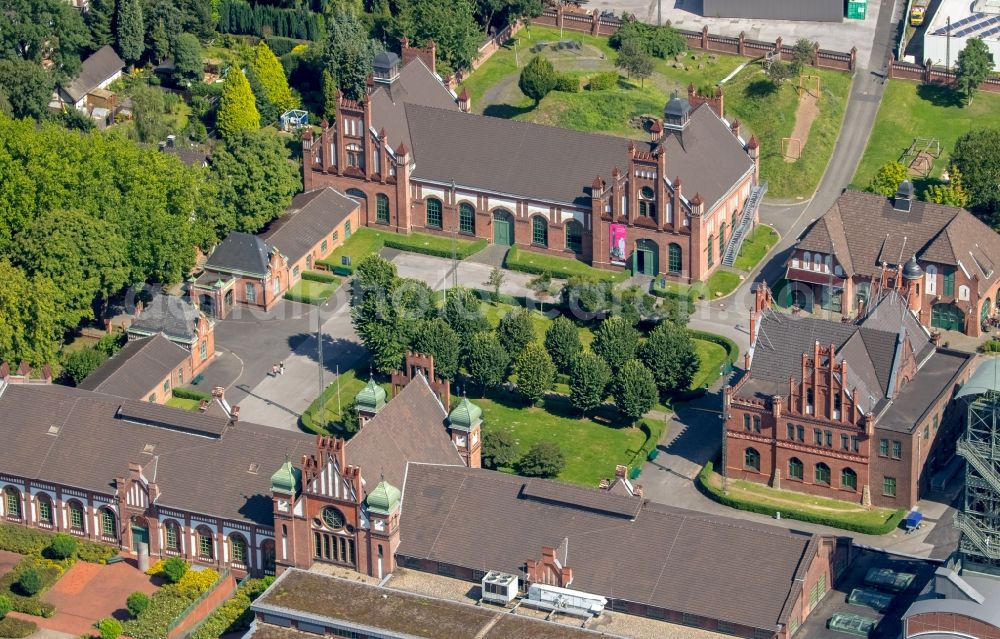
[493,210,513,246]
[932,303,964,332]
[633,239,658,276]
[131,525,149,547]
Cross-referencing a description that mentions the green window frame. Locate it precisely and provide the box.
[376,194,390,224]
[332,230,339,242]
[841,434,849,450]
[787,423,795,439]
[841,468,857,491]
[943,267,955,297]
[148,393,156,403]
[788,457,804,480]
[38,497,52,524]
[426,198,442,229]
[5,490,20,519]
[321,240,328,253]
[69,503,84,530]
[231,535,247,564]
[719,223,726,255]
[165,522,179,551]
[566,221,583,254]
[924,425,930,439]
[815,463,831,485]
[753,415,761,433]
[198,530,214,559]
[707,236,714,266]
[345,221,351,238]
[459,203,475,235]
[892,440,902,459]
[933,414,939,430]
[744,447,760,471]
[163,379,170,393]
[883,476,897,497]
[879,439,889,456]
[532,216,548,247]
[743,414,751,431]
[200,341,208,361]
[101,510,116,538]
[668,243,682,273]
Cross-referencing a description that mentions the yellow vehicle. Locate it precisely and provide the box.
[910,4,926,26]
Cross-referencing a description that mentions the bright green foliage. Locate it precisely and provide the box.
[791,38,816,67]
[615,38,654,85]
[587,71,618,91]
[351,255,409,374]
[956,38,992,106]
[640,321,699,396]
[465,331,510,393]
[16,570,41,597]
[322,69,338,119]
[251,41,296,112]
[410,318,460,380]
[398,0,482,72]
[217,68,260,139]
[98,618,122,639]
[0,60,53,120]
[924,166,970,208]
[544,316,582,374]
[512,342,555,405]
[126,592,149,618]
[130,84,167,143]
[519,55,556,103]
[115,0,145,64]
[482,429,519,470]
[162,557,188,584]
[609,17,685,58]
[0,262,59,366]
[172,33,202,83]
[246,67,280,126]
[205,129,300,237]
[592,316,640,373]
[518,441,565,478]
[0,0,90,81]
[952,128,1000,214]
[0,616,35,638]
[444,288,491,341]
[0,594,11,619]
[569,352,611,416]
[765,60,796,84]
[612,360,658,424]
[189,578,273,639]
[497,307,535,360]
[485,267,505,300]
[867,161,909,196]
[323,11,378,102]
[47,534,78,560]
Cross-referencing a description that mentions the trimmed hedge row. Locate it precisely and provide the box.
[0,524,115,563]
[687,329,739,365]
[284,290,331,305]
[315,257,350,273]
[698,462,907,535]
[381,235,487,260]
[301,270,339,284]
[0,556,61,618]
[505,247,623,282]
[649,285,697,314]
[190,577,273,639]
[171,388,211,402]
[0,617,37,639]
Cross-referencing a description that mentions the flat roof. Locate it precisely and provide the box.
[877,349,972,434]
[928,0,1000,40]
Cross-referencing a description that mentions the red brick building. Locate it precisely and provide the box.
[127,293,215,376]
[79,334,193,404]
[785,183,1000,336]
[191,232,289,319]
[302,42,762,283]
[724,284,975,508]
[903,568,1000,639]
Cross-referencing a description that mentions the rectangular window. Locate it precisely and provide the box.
[744,414,751,431]
[332,230,339,242]
[892,441,902,459]
[321,240,328,253]
[923,425,930,440]
[178,368,183,385]
[717,621,736,634]
[102,512,115,537]
[787,423,795,440]
[879,439,889,456]
[345,221,351,239]
[377,195,390,224]
[883,477,897,497]
[272,277,280,295]
[70,506,83,530]
[753,415,761,433]
[841,434,849,450]
[38,499,51,524]
[166,525,178,551]
[200,341,207,362]
[459,207,475,234]
[797,425,804,442]
[825,431,833,447]
[292,266,300,277]
[5,492,19,518]
[646,607,665,620]
[199,533,213,558]
[163,379,170,393]
[681,613,701,627]
[246,282,256,304]
[851,436,859,453]
[933,414,939,430]
[707,237,714,267]
[943,267,955,297]
[814,429,823,445]
[436,562,455,576]
[148,393,156,403]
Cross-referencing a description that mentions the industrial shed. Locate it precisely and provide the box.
[702,0,844,22]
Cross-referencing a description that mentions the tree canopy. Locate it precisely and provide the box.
[115,0,145,65]
[569,352,611,416]
[0,59,54,120]
[592,315,640,373]
[251,41,297,112]
[609,18,685,59]
[951,128,1000,215]
[512,342,555,405]
[612,359,657,425]
[497,307,535,360]
[956,38,992,106]
[217,68,261,139]
[323,10,378,102]
[639,321,698,396]
[923,165,970,208]
[0,0,90,82]
[519,55,556,104]
[398,0,482,73]
[172,33,203,84]
[867,161,909,197]
[465,331,510,393]
[518,441,565,478]
[544,316,581,374]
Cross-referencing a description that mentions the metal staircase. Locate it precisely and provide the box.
[955,513,1000,561]
[957,439,1000,496]
[722,181,768,267]
[956,389,1000,571]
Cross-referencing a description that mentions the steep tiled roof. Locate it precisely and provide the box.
[369,58,460,154]
[0,383,314,525]
[205,231,274,277]
[63,46,124,102]
[129,294,202,342]
[78,334,189,399]
[399,464,819,632]
[260,188,358,264]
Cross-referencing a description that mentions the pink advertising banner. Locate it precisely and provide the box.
[609,224,627,265]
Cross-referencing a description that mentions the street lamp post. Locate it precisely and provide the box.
[721,385,731,492]
[451,179,459,289]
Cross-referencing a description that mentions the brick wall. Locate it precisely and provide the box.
[889,55,1000,93]
[167,572,237,639]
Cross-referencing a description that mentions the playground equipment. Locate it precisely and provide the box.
[900,137,942,177]
[798,74,821,98]
[782,137,802,161]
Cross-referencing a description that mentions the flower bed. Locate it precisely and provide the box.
[0,524,115,563]
[0,556,63,618]
[122,568,222,639]
[190,577,273,639]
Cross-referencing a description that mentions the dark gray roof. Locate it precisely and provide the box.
[163,146,209,167]
[259,188,358,264]
[129,294,202,343]
[399,464,821,632]
[373,50,400,69]
[0,383,314,526]
[405,101,752,208]
[63,45,124,102]
[78,334,189,399]
[878,349,972,433]
[370,59,459,154]
[205,231,275,278]
[904,569,1000,630]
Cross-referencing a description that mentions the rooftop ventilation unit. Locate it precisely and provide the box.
[525,583,608,617]
[47,425,60,436]
[480,571,518,605]
[893,180,914,213]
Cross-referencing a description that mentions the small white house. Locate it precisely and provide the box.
[50,45,125,112]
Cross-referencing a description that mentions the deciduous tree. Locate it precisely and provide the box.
[569,352,610,416]
[172,33,202,84]
[251,41,296,112]
[444,287,491,341]
[0,260,60,366]
[612,359,657,425]
[592,315,639,373]
[410,318,461,380]
[952,128,1000,214]
[485,267,505,301]
[497,307,535,359]
[398,0,482,72]
[351,255,409,374]
[924,165,970,208]
[482,429,518,469]
[0,59,54,120]
[544,316,582,374]
[616,38,653,86]
[465,331,510,393]
[867,160,909,197]
[216,67,260,139]
[130,84,167,143]
[639,321,699,396]
[518,441,565,478]
[0,0,90,81]
[956,37,992,106]
[519,54,556,104]
[512,342,554,405]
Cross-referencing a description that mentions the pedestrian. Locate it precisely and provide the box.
[271,364,278,377]
[280,361,285,375]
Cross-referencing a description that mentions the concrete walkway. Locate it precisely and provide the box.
[388,251,554,301]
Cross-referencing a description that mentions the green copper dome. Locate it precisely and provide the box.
[366,480,401,515]
[355,377,387,413]
[270,460,301,495]
[448,397,482,432]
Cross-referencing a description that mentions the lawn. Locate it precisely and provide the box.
[732,224,779,272]
[483,302,595,350]
[464,24,850,198]
[690,338,727,390]
[505,246,626,282]
[166,396,201,411]
[706,269,741,298]
[478,388,664,486]
[322,227,487,270]
[301,365,390,434]
[851,80,1000,191]
[284,279,337,305]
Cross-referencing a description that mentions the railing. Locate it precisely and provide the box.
[957,439,1000,496]
[955,513,1000,560]
[722,181,767,267]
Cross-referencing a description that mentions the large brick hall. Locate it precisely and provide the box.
[302,40,763,282]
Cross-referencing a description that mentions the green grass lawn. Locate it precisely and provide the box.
[732,224,779,272]
[706,269,741,298]
[483,302,595,350]
[324,227,386,267]
[690,338,727,389]
[285,279,337,305]
[301,365,391,434]
[322,227,487,269]
[852,80,1000,191]
[478,388,664,486]
[505,246,626,282]
[166,396,201,411]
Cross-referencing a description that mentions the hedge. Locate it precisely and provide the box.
[0,524,115,563]
[505,248,623,282]
[697,462,907,535]
[171,388,211,402]
[0,617,37,639]
[982,339,1000,353]
[315,257,351,273]
[301,270,339,283]
[649,285,697,314]
[122,567,221,639]
[381,235,487,260]
[190,578,273,639]
[687,329,739,365]
[554,74,580,92]
[587,71,618,91]
[284,290,331,305]
[0,557,61,618]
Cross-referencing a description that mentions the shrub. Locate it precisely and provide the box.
[0,524,114,563]
[162,557,188,584]
[121,591,191,639]
[173,568,220,599]
[519,55,557,103]
[17,570,41,597]
[518,442,566,478]
[554,74,580,92]
[301,270,339,283]
[0,617,36,638]
[98,618,123,639]
[381,235,487,260]
[982,339,1000,353]
[587,71,618,91]
[170,388,211,402]
[0,595,9,619]
[126,592,150,618]
[190,578,274,639]
[47,534,77,560]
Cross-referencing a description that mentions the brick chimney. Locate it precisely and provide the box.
[730,118,741,139]
[457,88,471,113]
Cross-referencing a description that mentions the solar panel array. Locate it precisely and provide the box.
[932,12,1000,38]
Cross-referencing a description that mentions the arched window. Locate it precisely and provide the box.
[376,194,390,224]
[668,243,682,274]
[841,468,858,491]
[100,508,117,540]
[565,220,583,254]
[345,188,366,201]
[164,520,180,552]
[532,216,548,247]
[925,264,937,295]
[815,463,831,485]
[802,251,811,270]
[261,539,276,573]
[426,198,442,229]
[718,222,726,256]
[744,447,760,472]
[3,488,21,520]
[788,457,804,480]
[459,203,475,235]
[197,526,214,560]
[825,255,832,273]
[229,534,248,567]
[36,494,53,526]
[68,501,85,532]
[639,186,656,220]
[813,253,822,271]
[707,235,714,266]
